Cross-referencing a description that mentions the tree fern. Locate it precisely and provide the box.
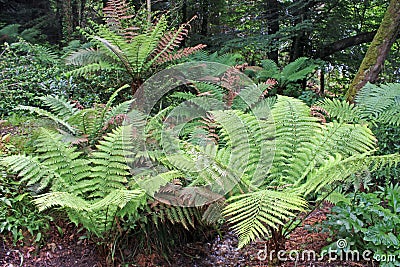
[255,57,319,95]
[66,0,206,94]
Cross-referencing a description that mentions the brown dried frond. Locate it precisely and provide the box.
[102,114,128,131]
[261,79,278,97]
[200,113,219,143]
[69,100,84,110]
[311,105,330,123]
[234,63,248,72]
[123,26,140,42]
[221,67,242,107]
[152,16,205,64]
[103,0,135,36]
[156,44,207,64]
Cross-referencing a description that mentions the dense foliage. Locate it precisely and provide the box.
[322,184,400,267]
[0,0,399,266]
[0,41,62,116]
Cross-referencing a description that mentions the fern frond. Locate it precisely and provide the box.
[355,83,400,126]
[268,96,320,185]
[90,189,145,210]
[202,200,225,224]
[318,189,350,205]
[89,84,130,137]
[233,83,265,111]
[150,203,203,230]
[188,51,243,66]
[66,61,121,77]
[136,170,184,197]
[319,83,400,126]
[94,36,133,75]
[103,0,134,35]
[379,106,400,126]
[319,122,376,157]
[106,100,133,121]
[156,44,206,64]
[90,126,133,196]
[66,48,107,66]
[299,153,400,196]
[282,57,317,82]
[150,19,190,64]
[192,82,225,101]
[33,192,90,212]
[34,128,91,192]
[15,105,77,134]
[260,59,279,76]
[38,95,79,119]
[1,155,60,191]
[316,98,362,123]
[223,190,306,248]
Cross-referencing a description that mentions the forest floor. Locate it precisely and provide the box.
[0,204,376,267]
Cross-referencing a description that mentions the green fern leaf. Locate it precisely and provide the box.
[223,190,306,248]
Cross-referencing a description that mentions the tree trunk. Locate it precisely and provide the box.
[316,31,377,59]
[147,0,151,24]
[200,0,209,36]
[346,0,400,102]
[61,0,74,41]
[289,0,315,62]
[265,0,280,63]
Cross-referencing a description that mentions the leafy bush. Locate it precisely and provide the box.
[322,184,400,267]
[0,40,62,116]
[0,133,51,245]
[0,172,51,245]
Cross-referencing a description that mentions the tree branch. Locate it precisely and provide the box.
[316,31,377,59]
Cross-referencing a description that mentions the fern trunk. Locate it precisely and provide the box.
[346,0,400,102]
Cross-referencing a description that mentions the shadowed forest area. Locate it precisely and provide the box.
[0,0,400,266]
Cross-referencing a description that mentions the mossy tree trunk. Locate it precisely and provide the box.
[346,0,400,102]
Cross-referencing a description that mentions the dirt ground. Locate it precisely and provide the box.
[0,204,377,267]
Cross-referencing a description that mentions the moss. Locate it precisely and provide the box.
[346,0,400,102]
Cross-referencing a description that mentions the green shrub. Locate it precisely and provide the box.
[0,134,51,245]
[0,40,62,116]
[321,184,400,267]
[0,172,51,245]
